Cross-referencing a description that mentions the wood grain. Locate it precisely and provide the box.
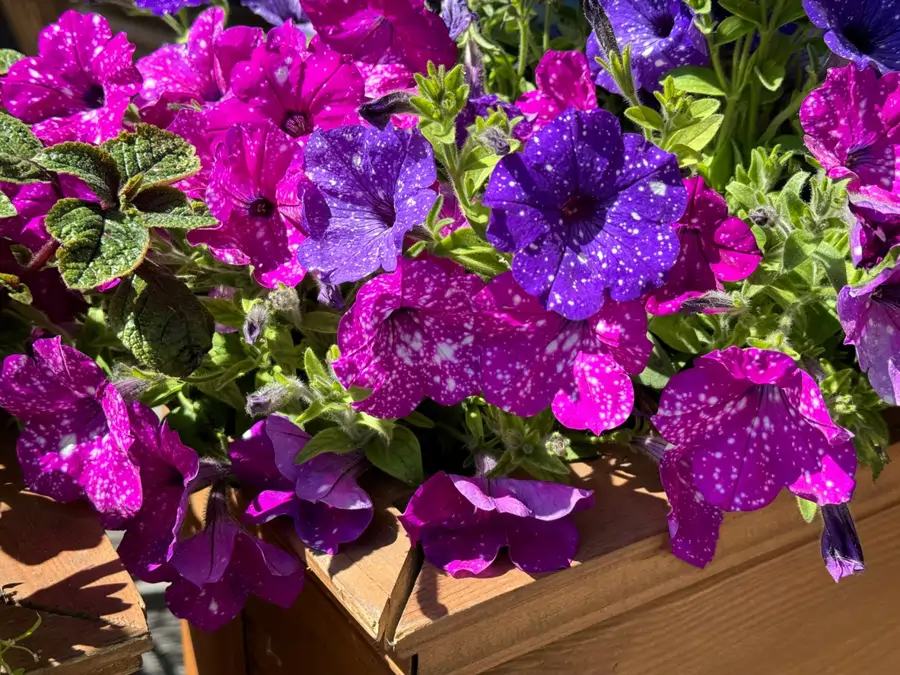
[0,0,67,54]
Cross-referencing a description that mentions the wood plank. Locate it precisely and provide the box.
[0,0,67,54]
[395,448,900,675]
[486,503,900,674]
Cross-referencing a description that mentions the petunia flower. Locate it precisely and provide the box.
[837,263,900,404]
[455,94,532,145]
[849,204,900,268]
[241,0,310,26]
[333,257,483,419]
[2,11,141,145]
[441,0,476,40]
[645,176,761,315]
[230,415,374,554]
[820,503,865,582]
[802,0,900,74]
[303,0,458,77]
[585,0,707,93]
[164,484,304,632]
[0,176,96,252]
[516,51,598,132]
[482,107,687,321]
[398,471,594,577]
[135,0,207,14]
[136,7,264,127]
[186,121,306,289]
[801,63,900,215]
[116,402,203,583]
[295,125,438,284]
[0,337,141,525]
[476,272,651,434]
[168,109,214,200]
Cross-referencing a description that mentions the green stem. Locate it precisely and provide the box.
[517,4,531,77]
[161,13,184,36]
[758,80,814,146]
[542,1,551,53]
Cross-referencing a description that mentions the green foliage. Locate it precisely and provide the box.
[796,496,818,524]
[101,124,201,195]
[0,612,41,675]
[0,272,31,305]
[128,187,218,230]
[0,113,47,184]
[365,426,424,485]
[0,191,15,218]
[0,49,24,76]
[667,66,726,96]
[296,426,359,463]
[35,143,120,204]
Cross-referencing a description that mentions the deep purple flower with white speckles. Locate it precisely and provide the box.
[455,94,532,145]
[516,51,597,133]
[801,64,900,215]
[2,12,141,144]
[646,176,761,315]
[333,257,483,419]
[230,416,374,554]
[585,0,707,93]
[476,272,651,434]
[802,0,900,74]
[0,337,141,525]
[838,263,900,404]
[117,402,201,583]
[187,121,306,289]
[820,503,865,582]
[482,107,686,321]
[135,0,207,14]
[398,471,594,577]
[441,0,476,40]
[163,485,304,632]
[136,8,263,127]
[654,347,857,512]
[296,125,439,284]
[849,204,900,268]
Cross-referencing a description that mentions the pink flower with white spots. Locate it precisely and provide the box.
[2,12,141,144]
[475,272,651,435]
[646,176,761,315]
[516,51,597,132]
[801,63,900,215]
[333,257,484,419]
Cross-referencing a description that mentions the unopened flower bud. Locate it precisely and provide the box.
[463,39,485,98]
[583,0,620,60]
[478,127,511,156]
[749,206,777,228]
[315,279,345,309]
[679,291,735,314]
[544,431,570,457]
[631,434,669,462]
[268,286,303,327]
[243,303,269,346]
[820,503,865,582]
[245,377,308,417]
[359,92,416,130]
[474,451,498,476]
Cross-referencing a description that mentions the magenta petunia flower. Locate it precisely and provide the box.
[837,263,900,404]
[137,7,263,127]
[476,272,651,434]
[0,337,141,525]
[482,107,686,321]
[230,416,374,554]
[163,485,304,632]
[117,402,201,583]
[295,125,438,284]
[168,109,214,200]
[801,63,900,215]
[398,471,594,577]
[849,204,900,268]
[333,257,483,419]
[303,0,457,76]
[645,176,761,315]
[2,12,141,144]
[186,121,306,289]
[516,51,598,132]
[1,176,95,251]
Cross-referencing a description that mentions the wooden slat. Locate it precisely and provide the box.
[394,449,900,675]
[0,0,67,54]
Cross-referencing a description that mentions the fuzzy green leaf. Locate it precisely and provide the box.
[109,271,214,377]
[303,347,328,381]
[667,66,726,96]
[717,0,762,23]
[296,427,358,463]
[303,311,342,333]
[667,114,724,152]
[624,106,664,132]
[796,496,818,523]
[714,15,754,45]
[649,315,713,354]
[0,49,24,76]
[198,297,245,329]
[365,426,424,486]
[781,230,818,272]
[0,190,16,218]
[688,98,721,119]
[45,200,149,290]
[35,143,120,204]
[755,61,786,91]
[128,186,219,230]
[102,124,201,194]
[0,113,47,184]
[0,272,32,304]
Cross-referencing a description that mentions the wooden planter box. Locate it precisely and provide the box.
[184,445,900,675]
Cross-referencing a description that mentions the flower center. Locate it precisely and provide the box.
[374,200,397,227]
[873,285,900,309]
[83,84,105,110]
[282,110,313,138]
[249,197,275,218]
[843,23,875,55]
[651,13,675,38]
[561,195,595,220]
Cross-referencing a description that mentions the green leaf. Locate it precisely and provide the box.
[812,241,848,291]
[717,0,762,23]
[781,230,818,273]
[433,226,510,277]
[688,98,721,119]
[0,49,25,76]
[102,124,201,194]
[303,311,342,333]
[667,66,726,96]
[624,106,664,132]
[796,496,818,523]
[667,114,724,152]
[303,347,328,381]
[403,410,435,428]
[198,297,245,329]
[109,271,214,377]
[649,315,712,354]
[0,113,47,184]
[755,61,786,91]
[35,143,120,204]
[0,190,16,218]
[296,426,358,463]
[0,272,32,304]
[45,200,149,290]
[637,337,676,389]
[714,15,754,45]
[365,426,424,486]
[359,413,395,440]
[127,186,219,230]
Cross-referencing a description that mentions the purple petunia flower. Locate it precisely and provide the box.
[801,63,900,215]
[295,125,438,284]
[476,272,651,434]
[820,503,865,582]
[849,204,900,268]
[2,12,142,144]
[585,0,707,93]
[399,471,594,577]
[0,337,142,525]
[137,7,264,128]
[135,0,207,14]
[482,107,687,321]
[230,416,374,554]
[646,176,761,315]
[654,347,857,567]
[1,176,96,252]
[241,0,310,26]
[802,0,900,74]
[186,121,306,289]
[516,51,598,133]
[117,403,202,583]
[441,0,476,40]
[333,257,483,419]
[837,263,900,404]
[455,94,532,145]
[163,484,304,632]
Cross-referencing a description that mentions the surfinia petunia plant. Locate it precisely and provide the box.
[0,0,897,631]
